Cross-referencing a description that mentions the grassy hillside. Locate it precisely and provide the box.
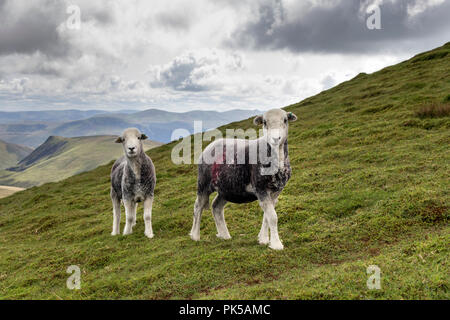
[0,43,449,299]
[0,139,33,170]
[0,136,161,188]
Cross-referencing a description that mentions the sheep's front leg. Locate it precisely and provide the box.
[258,198,283,250]
[111,197,121,236]
[143,197,154,239]
[123,199,136,235]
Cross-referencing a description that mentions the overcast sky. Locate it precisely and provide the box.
[0,0,449,112]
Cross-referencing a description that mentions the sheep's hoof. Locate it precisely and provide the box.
[145,232,154,239]
[111,231,119,236]
[190,233,200,241]
[269,241,284,250]
[216,233,231,240]
[258,236,269,245]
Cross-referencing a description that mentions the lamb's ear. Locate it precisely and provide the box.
[115,136,123,143]
[140,133,148,140]
[287,112,297,122]
[253,115,263,126]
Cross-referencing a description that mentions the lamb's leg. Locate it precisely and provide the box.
[143,196,154,239]
[212,194,231,240]
[258,213,269,245]
[258,197,283,250]
[190,193,208,241]
[123,199,135,235]
[132,202,137,227]
[111,196,121,236]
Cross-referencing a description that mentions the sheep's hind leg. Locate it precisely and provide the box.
[212,194,231,240]
[143,196,154,239]
[258,213,269,245]
[258,197,283,250]
[190,193,209,241]
[111,196,121,236]
[123,199,136,235]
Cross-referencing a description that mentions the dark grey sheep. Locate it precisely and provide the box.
[190,109,297,250]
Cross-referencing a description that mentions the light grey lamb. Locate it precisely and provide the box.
[110,128,156,238]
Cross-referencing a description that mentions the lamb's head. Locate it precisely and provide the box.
[115,128,148,158]
[253,109,297,146]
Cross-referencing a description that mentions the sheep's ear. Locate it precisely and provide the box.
[253,115,263,126]
[115,136,123,143]
[140,133,148,140]
[287,112,297,122]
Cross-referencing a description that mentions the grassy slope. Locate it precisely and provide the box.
[0,136,161,188]
[0,44,449,299]
[0,140,33,170]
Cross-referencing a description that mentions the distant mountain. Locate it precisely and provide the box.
[0,109,110,123]
[0,139,33,170]
[0,108,262,147]
[0,135,161,187]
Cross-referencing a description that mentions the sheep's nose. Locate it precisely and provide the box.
[272,137,280,144]
[128,147,136,152]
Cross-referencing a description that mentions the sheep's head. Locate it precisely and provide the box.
[115,128,148,158]
[253,109,297,146]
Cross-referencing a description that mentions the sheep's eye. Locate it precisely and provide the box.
[263,120,267,126]
[284,118,288,124]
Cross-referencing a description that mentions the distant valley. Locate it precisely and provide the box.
[0,108,261,148]
[0,135,161,188]
[0,139,33,170]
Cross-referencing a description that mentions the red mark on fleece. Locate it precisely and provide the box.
[211,149,226,185]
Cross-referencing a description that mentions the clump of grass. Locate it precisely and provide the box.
[415,103,450,118]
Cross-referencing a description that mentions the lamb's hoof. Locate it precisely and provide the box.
[145,232,154,239]
[190,233,200,241]
[216,233,231,240]
[269,241,284,250]
[258,235,269,245]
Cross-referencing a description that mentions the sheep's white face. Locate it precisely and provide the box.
[115,128,148,158]
[254,109,297,146]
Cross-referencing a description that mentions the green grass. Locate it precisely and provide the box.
[0,43,449,299]
[0,136,161,188]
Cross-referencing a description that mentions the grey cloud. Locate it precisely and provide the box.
[0,1,69,57]
[226,0,450,53]
[149,50,244,92]
[0,1,115,58]
[156,10,193,31]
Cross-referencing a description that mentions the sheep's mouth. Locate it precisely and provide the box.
[127,151,137,157]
